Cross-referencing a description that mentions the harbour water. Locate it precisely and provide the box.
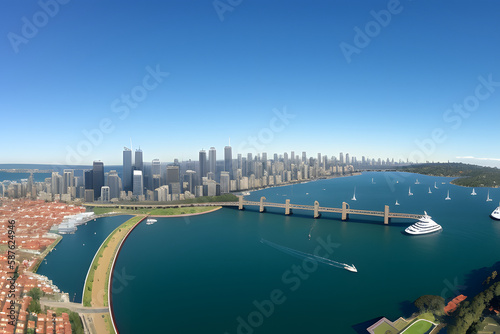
[36,215,132,303]
[111,172,500,333]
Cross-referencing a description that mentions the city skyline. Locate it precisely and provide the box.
[2,1,500,167]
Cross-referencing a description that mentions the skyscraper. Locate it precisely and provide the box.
[92,161,104,200]
[133,170,143,196]
[107,170,121,200]
[123,147,133,192]
[135,149,143,171]
[199,150,207,179]
[209,147,216,175]
[339,152,344,165]
[224,145,232,179]
[302,152,307,163]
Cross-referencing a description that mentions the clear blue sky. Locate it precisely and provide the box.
[2,0,500,166]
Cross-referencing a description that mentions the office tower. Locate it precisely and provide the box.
[291,151,295,164]
[209,147,216,175]
[135,149,143,171]
[84,189,94,202]
[63,169,74,194]
[51,172,62,196]
[237,153,242,169]
[302,152,307,163]
[274,153,278,162]
[152,159,161,175]
[317,153,321,165]
[184,170,196,193]
[166,165,181,195]
[92,161,104,200]
[224,145,233,179]
[346,153,350,165]
[284,152,289,169]
[123,147,132,192]
[84,170,93,190]
[152,158,161,190]
[133,170,143,196]
[107,170,121,200]
[101,186,110,202]
[339,152,344,165]
[220,171,230,194]
[199,150,207,179]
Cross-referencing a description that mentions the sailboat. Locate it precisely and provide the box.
[487,190,492,202]
[395,200,400,206]
[428,187,432,194]
[351,187,357,201]
[445,190,451,200]
[471,188,477,196]
[434,182,438,189]
[408,187,413,196]
[371,178,375,184]
[415,179,420,184]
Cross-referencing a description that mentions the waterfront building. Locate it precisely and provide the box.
[135,149,143,171]
[209,147,216,175]
[199,150,207,180]
[133,170,143,197]
[92,161,104,200]
[123,147,133,192]
[225,146,233,179]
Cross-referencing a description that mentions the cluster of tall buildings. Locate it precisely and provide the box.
[1,147,404,202]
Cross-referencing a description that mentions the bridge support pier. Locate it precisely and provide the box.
[260,197,266,213]
[238,196,244,210]
[384,205,390,225]
[314,201,321,219]
[342,202,349,221]
[285,199,292,215]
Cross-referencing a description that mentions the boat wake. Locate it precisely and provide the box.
[260,238,355,271]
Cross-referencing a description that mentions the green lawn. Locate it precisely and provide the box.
[403,320,433,334]
[91,206,219,216]
[373,322,398,334]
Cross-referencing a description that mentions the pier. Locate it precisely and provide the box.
[87,196,422,225]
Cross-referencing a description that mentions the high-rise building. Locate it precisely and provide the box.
[92,161,104,200]
[339,152,344,165]
[152,159,161,175]
[135,149,143,171]
[63,169,74,194]
[209,147,216,175]
[101,186,110,202]
[220,171,230,194]
[302,152,307,163]
[199,150,207,179]
[84,170,93,190]
[224,146,233,179]
[107,170,121,200]
[346,153,350,165]
[133,170,143,196]
[123,147,133,192]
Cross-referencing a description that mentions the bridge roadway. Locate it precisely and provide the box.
[88,197,422,225]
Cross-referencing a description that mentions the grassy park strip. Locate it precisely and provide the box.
[91,205,220,216]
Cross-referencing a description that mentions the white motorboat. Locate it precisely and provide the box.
[445,190,451,200]
[351,187,357,201]
[146,218,157,225]
[405,212,442,235]
[395,200,400,206]
[344,264,357,273]
[490,203,500,220]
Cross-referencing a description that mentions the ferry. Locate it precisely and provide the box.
[404,212,442,235]
[146,218,157,225]
[344,264,357,273]
[490,204,500,220]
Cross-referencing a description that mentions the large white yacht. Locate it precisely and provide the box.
[405,212,442,235]
[490,204,500,220]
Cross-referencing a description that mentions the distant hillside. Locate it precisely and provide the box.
[398,163,500,187]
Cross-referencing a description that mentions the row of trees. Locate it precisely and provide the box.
[399,162,500,187]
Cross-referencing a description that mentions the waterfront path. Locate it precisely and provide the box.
[40,299,108,313]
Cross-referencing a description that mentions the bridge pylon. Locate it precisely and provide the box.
[384,205,390,225]
[342,202,349,221]
[260,197,266,213]
[285,199,292,215]
[314,201,321,219]
[238,196,244,210]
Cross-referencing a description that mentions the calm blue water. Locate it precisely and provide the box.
[36,215,132,303]
[111,172,500,333]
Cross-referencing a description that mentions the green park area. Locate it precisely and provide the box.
[91,205,219,216]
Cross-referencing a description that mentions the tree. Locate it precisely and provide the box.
[27,287,43,301]
[27,300,41,314]
[414,295,445,315]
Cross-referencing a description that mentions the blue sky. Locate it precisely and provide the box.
[2,0,500,166]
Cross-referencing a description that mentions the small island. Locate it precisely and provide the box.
[398,163,500,188]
